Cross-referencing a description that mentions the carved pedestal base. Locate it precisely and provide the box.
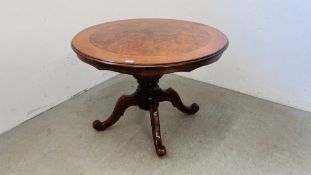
[93,76,199,156]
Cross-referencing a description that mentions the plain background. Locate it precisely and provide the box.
[0,0,310,134]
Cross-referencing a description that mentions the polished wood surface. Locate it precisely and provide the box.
[72,19,228,76]
[71,19,228,157]
[72,19,227,65]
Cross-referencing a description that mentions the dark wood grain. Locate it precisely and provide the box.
[93,93,137,131]
[71,19,228,157]
[149,100,166,156]
[159,88,199,114]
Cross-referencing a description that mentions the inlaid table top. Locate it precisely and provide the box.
[72,19,228,76]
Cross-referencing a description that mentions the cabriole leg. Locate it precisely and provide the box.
[149,99,166,156]
[93,93,137,131]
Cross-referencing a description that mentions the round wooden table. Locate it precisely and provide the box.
[72,19,228,156]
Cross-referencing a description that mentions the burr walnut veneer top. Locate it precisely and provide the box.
[72,19,228,66]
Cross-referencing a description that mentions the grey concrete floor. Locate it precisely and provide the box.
[1,74,311,175]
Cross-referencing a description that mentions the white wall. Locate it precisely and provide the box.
[1,0,310,134]
[0,1,122,134]
[176,0,311,112]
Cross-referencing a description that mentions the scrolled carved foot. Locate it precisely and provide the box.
[160,88,200,115]
[187,103,200,114]
[149,101,167,157]
[93,120,110,131]
[155,142,166,156]
[93,94,137,131]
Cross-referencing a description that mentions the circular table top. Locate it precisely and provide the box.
[72,19,228,76]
